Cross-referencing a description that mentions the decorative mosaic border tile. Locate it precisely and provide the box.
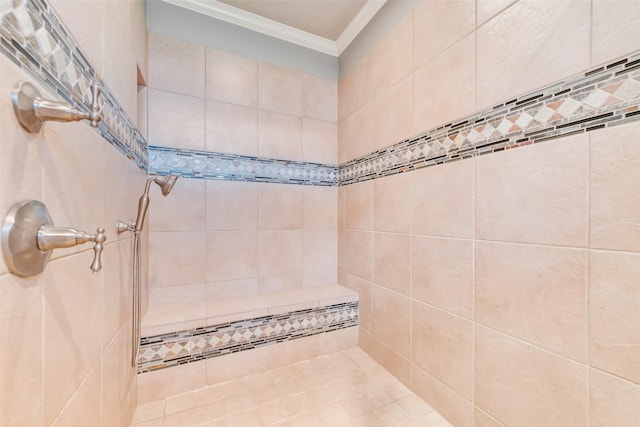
[137,301,359,374]
[149,145,339,186]
[0,0,148,169]
[6,0,640,189]
[339,52,640,185]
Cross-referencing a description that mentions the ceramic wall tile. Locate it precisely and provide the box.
[590,368,640,427]
[148,34,204,97]
[44,254,102,425]
[412,302,473,400]
[373,232,411,295]
[475,133,588,247]
[206,231,258,282]
[206,278,259,299]
[412,158,473,238]
[130,0,148,81]
[346,53,375,114]
[374,13,413,93]
[372,285,411,358]
[103,141,145,243]
[102,240,131,348]
[413,0,475,70]
[476,0,517,26]
[411,365,473,427]
[476,0,590,109]
[48,0,102,75]
[372,338,411,387]
[592,0,640,66]
[373,172,411,233]
[302,74,337,123]
[0,273,43,426]
[40,122,104,259]
[345,230,372,281]
[343,101,374,161]
[149,232,206,287]
[374,76,413,151]
[148,89,205,150]
[303,186,337,229]
[259,183,302,230]
[0,60,43,274]
[206,181,258,231]
[341,273,372,333]
[258,230,303,278]
[346,180,373,231]
[413,34,475,134]
[51,362,101,426]
[302,229,337,286]
[206,100,258,157]
[258,62,302,116]
[258,110,303,161]
[149,177,206,232]
[102,325,134,427]
[302,118,337,165]
[476,241,587,361]
[102,0,136,118]
[475,326,587,427]
[206,48,258,107]
[590,121,640,252]
[412,236,473,319]
[590,250,640,384]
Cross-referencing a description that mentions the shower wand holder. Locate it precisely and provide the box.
[1,200,106,277]
[12,80,101,134]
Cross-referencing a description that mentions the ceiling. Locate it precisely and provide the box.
[162,0,387,56]
[218,0,366,40]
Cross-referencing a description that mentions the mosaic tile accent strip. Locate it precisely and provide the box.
[149,145,339,186]
[0,0,147,169]
[137,301,359,374]
[340,52,640,185]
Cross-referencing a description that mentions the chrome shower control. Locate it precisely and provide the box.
[116,219,135,234]
[90,228,106,273]
[1,200,107,277]
[12,80,102,133]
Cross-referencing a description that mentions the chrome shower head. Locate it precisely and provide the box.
[143,174,179,196]
[156,174,178,196]
[134,174,179,232]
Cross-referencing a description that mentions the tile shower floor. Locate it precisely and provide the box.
[130,347,453,427]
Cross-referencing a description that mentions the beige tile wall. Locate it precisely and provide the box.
[0,1,148,425]
[339,1,640,426]
[147,34,338,321]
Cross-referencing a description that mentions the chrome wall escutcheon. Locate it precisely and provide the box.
[12,81,102,133]
[1,200,53,277]
[1,200,107,277]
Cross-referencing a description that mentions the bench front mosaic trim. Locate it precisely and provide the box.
[340,51,640,185]
[0,0,148,169]
[137,301,359,374]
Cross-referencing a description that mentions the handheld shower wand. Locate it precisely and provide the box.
[116,174,178,368]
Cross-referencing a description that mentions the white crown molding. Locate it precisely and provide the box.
[336,0,387,55]
[162,0,338,56]
[161,0,387,57]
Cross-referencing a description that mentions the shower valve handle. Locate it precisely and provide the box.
[37,225,107,273]
[90,228,106,273]
[2,200,108,277]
